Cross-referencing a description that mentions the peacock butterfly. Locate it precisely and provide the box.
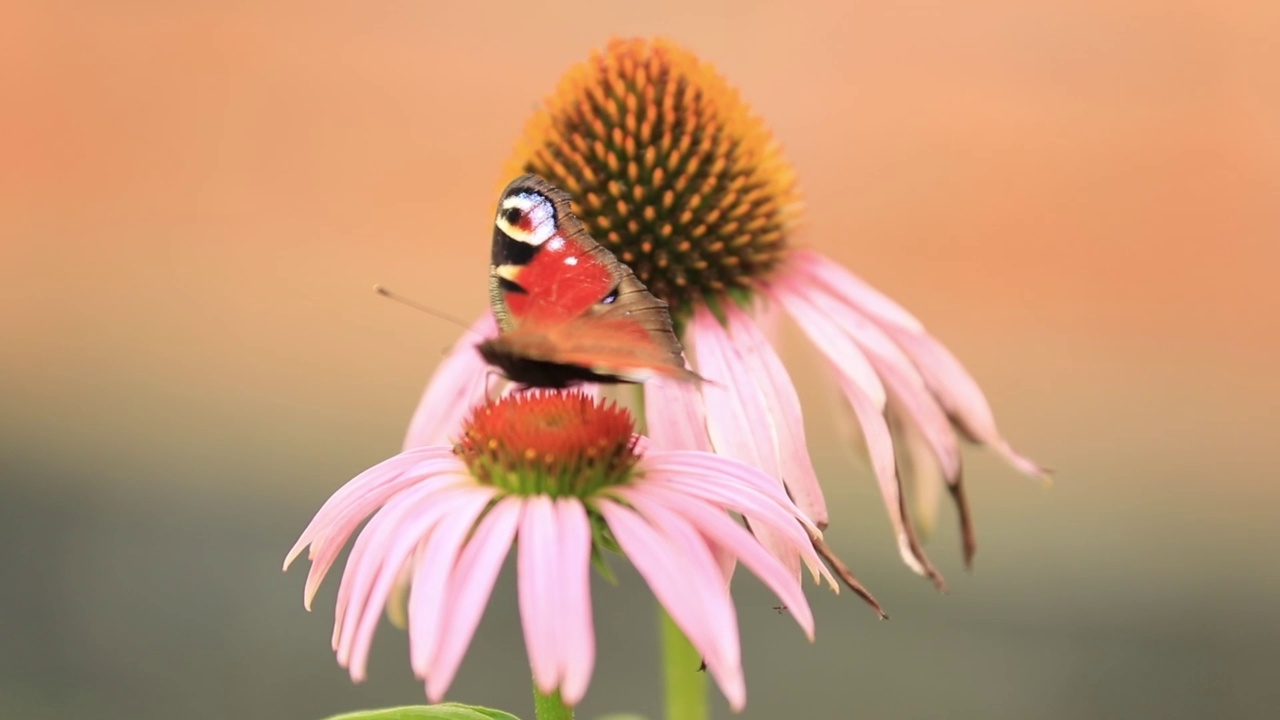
[477,174,701,389]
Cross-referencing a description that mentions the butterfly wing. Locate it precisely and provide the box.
[484,174,693,386]
[478,308,702,387]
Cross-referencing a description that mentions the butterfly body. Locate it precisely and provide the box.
[479,174,699,388]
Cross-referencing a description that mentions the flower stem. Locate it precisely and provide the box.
[533,684,573,720]
[661,607,708,720]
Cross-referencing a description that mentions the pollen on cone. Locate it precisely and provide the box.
[456,391,641,495]
[504,37,801,316]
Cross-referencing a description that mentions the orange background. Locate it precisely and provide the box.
[2,2,1277,718]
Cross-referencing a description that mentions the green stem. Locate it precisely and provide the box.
[661,608,708,720]
[533,684,573,720]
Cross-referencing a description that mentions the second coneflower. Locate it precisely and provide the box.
[405,37,1045,587]
[291,391,830,711]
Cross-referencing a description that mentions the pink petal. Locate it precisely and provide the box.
[425,497,521,701]
[623,485,816,640]
[771,277,943,584]
[771,280,887,409]
[301,456,467,610]
[638,466,834,589]
[405,486,498,676]
[887,330,1046,478]
[643,374,712,452]
[285,447,456,571]
[722,303,827,527]
[690,307,778,480]
[330,471,469,649]
[598,499,746,711]
[643,353,730,580]
[402,313,499,450]
[789,249,925,332]
[690,309,802,580]
[639,466,812,550]
[337,482,477,678]
[554,499,595,705]
[518,496,561,696]
[794,250,1044,479]
[788,282,962,483]
[642,451,816,531]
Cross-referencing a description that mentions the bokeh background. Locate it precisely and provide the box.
[3,1,1278,718]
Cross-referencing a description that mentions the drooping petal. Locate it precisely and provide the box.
[691,307,800,580]
[554,499,595,705]
[402,313,499,450]
[789,249,925,332]
[722,303,827,527]
[691,307,778,478]
[832,371,944,588]
[771,280,887,410]
[772,281,942,585]
[795,250,1044,479]
[886,329,1046,478]
[518,496,562,696]
[598,498,746,711]
[788,281,962,483]
[621,484,816,640]
[425,496,521,701]
[892,409,945,537]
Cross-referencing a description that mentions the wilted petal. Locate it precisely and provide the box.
[403,313,499,450]
[831,370,944,587]
[773,280,943,585]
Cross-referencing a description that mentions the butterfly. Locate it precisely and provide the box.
[476,174,701,389]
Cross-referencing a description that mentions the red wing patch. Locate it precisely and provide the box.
[484,174,699,388]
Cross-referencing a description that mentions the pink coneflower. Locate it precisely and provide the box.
[288,391,831,710]
[404,37,1044,587]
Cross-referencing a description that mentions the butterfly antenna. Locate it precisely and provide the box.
[373,285,481,337]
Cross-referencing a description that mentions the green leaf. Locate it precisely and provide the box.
[323,703,523,720]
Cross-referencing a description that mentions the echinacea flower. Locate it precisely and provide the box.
[405,37,1044,587]
[287,391,832,710]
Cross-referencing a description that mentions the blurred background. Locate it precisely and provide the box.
[3,1,1277,718]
